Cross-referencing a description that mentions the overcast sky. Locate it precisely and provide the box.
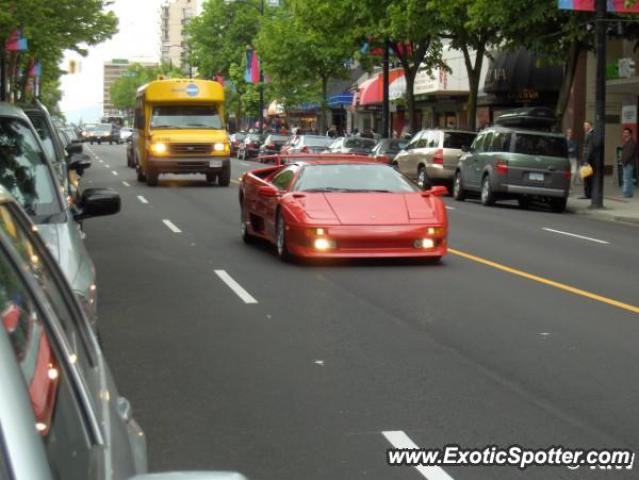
[60,0,165,123]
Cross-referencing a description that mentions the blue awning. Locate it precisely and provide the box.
[327,93,354,108]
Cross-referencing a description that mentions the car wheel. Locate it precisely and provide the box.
[453,171,466,201]
[518,197,530,209]
[276,211,292,262]
[136,163,146,182]
[550,197,567,213]
[480,175,495,206]
[417,166,431,190]
[241,211,255,244]
[392,161,399,170]
[146,170,159,186]
[218,164,231,187]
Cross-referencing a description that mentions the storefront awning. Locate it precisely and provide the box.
[327,93,354,108]
[357,69,405,106]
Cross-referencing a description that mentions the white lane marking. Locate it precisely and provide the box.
[383,431,455,480]
[214,270,258,304]
[445,206,455,211]
[542,228,609,245]
[105,164,111,169]
[314,360,324,366]
[98,159,104,163]
[112,171,118,176]
[137,195,148,204]
[122,181,131,187]
[241,162,250,166]
[162,219,182,233]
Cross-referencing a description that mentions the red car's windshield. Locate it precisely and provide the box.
[294,163,419,193]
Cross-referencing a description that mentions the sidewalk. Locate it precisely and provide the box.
[567,173,639,226]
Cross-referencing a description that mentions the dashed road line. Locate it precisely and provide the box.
[162,219,182,233]
[383,431,454,480]
[105,164,111,168]
[112,171,118,176]
[241,162,250,166]
[214,270,258,304]
[122,181,131,187]
[445,206,455,211]
[542,227,609,245]
[137,195,148,204]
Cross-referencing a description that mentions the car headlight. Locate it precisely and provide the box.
[313,238,336,250]
[150,142,168,154]
[426,227,445,236]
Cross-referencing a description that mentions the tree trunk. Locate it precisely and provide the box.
[462,43,485,132]
[555,42,581,123]
[319,76,328,133]
[404,68,417,133]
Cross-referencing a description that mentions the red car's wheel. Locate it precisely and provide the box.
[241,209,255,244]
[276,212,292,262]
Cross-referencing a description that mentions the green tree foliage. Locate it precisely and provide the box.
[0,0,117,106]
[256,1,356,131]
[110,63,184,113]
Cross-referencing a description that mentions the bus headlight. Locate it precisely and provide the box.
[150,142,167,155]
[213,142,227,152]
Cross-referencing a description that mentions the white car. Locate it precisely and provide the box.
[120,127,133,143]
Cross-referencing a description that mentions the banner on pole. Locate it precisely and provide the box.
[558,0,639,12]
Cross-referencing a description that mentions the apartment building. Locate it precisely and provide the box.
[161,0,200,69]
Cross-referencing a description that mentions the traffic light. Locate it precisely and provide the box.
[69,60,77,74]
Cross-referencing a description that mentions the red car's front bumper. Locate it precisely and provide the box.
[284,224,447,259]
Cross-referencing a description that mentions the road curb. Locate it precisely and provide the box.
[567,207,639,227]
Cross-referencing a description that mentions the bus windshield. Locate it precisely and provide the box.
[150,105,223,130]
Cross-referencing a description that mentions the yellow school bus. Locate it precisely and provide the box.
[132,79,230,186]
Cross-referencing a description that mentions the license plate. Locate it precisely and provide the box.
[529,172,544,181]
[209,160,222,168]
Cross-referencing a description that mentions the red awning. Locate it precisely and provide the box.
[358,69,405,106]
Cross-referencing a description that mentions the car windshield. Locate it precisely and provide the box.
[303,136,334,147]
[294,163,419,193]
[344,138,376,150]
[151,105,223,130]
[266,135,289,144]
[514,133,567,157]
[96,124,112,132]
[0,118,62,220]
[443,132,476,149]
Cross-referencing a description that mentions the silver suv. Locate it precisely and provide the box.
[394,129,477,189]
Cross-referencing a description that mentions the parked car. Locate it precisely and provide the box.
[4,102,120,332]
[287,135,335,154]
[0,186,247,480]
[230,132,247,157]
[237,133,265,160]
[394,129,477,189]
[370,138,409,163]
[453,124,571,212]
[259,133,290,156]
[81,123,98,142]
[327,136,377,155]
[119,127,133,143]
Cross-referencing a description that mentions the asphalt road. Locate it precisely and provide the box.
[81,144,639,480]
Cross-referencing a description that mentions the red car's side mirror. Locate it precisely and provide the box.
[258,185,280,198]
[429,186,449,197]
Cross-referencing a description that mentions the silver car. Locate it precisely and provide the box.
[0,187,247,480]
[395,129,477,189]
[3,103,120,332]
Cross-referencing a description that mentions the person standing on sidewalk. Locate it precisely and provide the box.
[566,128,580,187]
[620,127,637,198]
[580,121,595,199]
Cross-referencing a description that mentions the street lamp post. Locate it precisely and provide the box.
[592,0,607,209]
[225,0,279,134]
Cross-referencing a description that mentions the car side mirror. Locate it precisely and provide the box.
[429,186,449,197]
[74,188,121,221]
[130,473,247,480]
[258,185,280,198]
[68,153,92,176]
[66,143,83,155]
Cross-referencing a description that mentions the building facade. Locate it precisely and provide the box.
[102,60,157,117]
[161,0,200,71]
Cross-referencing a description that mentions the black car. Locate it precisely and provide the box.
[371,138,410,162]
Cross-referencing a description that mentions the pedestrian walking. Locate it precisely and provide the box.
[566,128,580,187]
[580,121,595,199]
[620,127,637,198]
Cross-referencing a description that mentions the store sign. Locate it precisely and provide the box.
[414,70,441,95]
[389,76,406,100]
[622,105,637,124]
[558,0,639,11]
[619,58,636,78]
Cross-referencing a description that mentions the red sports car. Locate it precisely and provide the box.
[239,155,449,261]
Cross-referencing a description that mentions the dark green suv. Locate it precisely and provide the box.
[453,126,571,212]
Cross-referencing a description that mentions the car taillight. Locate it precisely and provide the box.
[563,169,572,180]
[495,159,508,176]
[432,149,444,165]
[301,146,310,153]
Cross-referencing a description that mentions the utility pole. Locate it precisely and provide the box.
[0,54,6,102]
[258,0,265,134]
[592,0,607,209]
[382,38,390,139]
